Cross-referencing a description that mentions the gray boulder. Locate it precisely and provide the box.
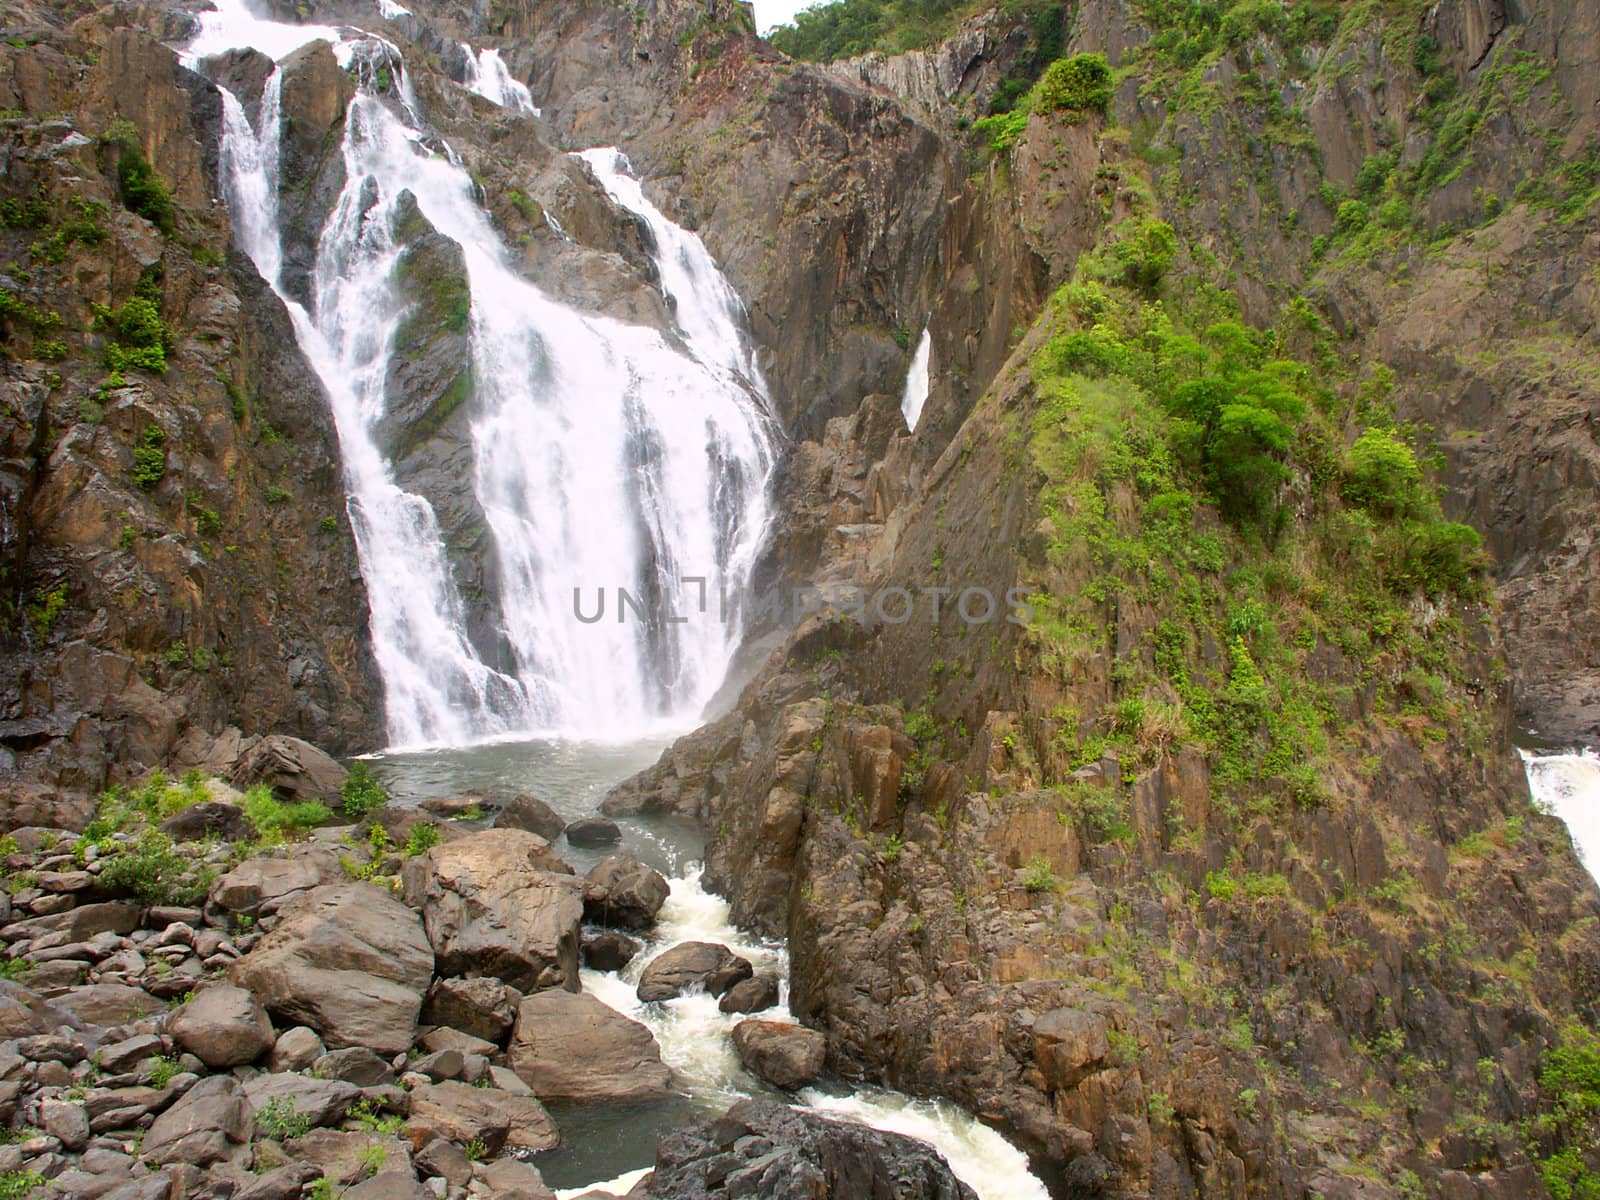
[141,1075,253,1168]
[494,793,566,841]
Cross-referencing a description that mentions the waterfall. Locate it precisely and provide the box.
[901,326,931,432]
[459,43,540,114]
[187,0,775,749]
[1523,747,1600,881]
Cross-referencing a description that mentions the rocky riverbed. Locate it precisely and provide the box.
[0,734,990,1198]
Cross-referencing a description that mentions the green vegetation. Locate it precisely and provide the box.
[104,119,175,234]
[24,583,68,639]
[1021,856,1061,892]
[147,1055,181,1088]
[131,424,167,491]
[29,198,108,264]
[255,1096,313,1141]
[404,823,441,858]
[241,785,330,842]
[95,290,173,380]
[0,1170,45,1199]
[98,827,213,906]
[1033,53,1112,120]
[1529,1024,1600,1200]
[341,762,389,821]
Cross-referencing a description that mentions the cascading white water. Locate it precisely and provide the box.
[188,0,775,748]
[901,325,932,432]
[459,43,540,114]
[1523,747,1600,881]
[573,867,1049,1200]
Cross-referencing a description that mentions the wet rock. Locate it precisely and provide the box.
[583,855,669,931]
[407,1079,559,1153]
[420,975,521,1043]
[230,883,433,1055]
[636,942,752,1002]
[582,930,642,972]
[419,794,490,820]
[494,793,566,841]
[231,734,347,805]
[730,1020,826,1090]
[718,975,781,1015]
[140,1075,252,1168]
[401,829,580,993]
[564,817,622,848]
[507,989,672,1103]
[165,984,274,1069]
[650,1099,975,1199]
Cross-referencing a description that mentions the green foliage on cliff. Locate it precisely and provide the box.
[105,119,175,235]
[1532,1025,1600,1199]
[768,0,972,60]
[1034,53,1112,119]
[130,424,167,491]
[95,291,173,381]
[1024,218,1490,811]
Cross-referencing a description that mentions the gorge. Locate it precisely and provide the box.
[1,0,1598,1196]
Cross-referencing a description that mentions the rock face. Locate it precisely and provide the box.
[649,1099,976,1200]
[408,1080,559,1153]
[230,883,433,1055]
[636,942,753,1003]
[401,830,582,993]
[730,1020,826,1090]
[583,855,669,931]
[165,984,274,1069]
[507,989,673,1103]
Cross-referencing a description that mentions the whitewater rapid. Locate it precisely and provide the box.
[1523,746,1600,879]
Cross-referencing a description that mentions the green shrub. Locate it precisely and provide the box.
[973,107,1030,153]
[1335,199,1370,233]
[105,120,175,235]
[1021,856,1061,892]
[0,1170,46,1199]
[1113,218,1178,289]
[1342,428,1425,519]
[403,823,441,858]
[340,762,388,822]
[98,828,213,906]
[1395,522,1487,597]
[255,1096,312,1140]
[1034,53,1112,121]
[24,583,68,639]
[242,784,329,841]
[95,296,172,377]
[131,424,166,491]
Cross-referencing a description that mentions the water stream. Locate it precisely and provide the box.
[1522,746,1600,880]
[900,325,932,432]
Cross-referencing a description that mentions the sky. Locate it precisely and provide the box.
[752,0,822,35]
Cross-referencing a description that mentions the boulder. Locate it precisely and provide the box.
[636,942,753,1002]
[284,1128,411,1187]
[420,975,521,1043]
[472,1158,556,1200]
[731,1020,827,1090]
[166,984,274,1069]
[401,830,581,992]
[231,735,347,804]
[415,1137,472,1189]
[242,1072,361,1129]
[38,1097,90,1151]
[582,930,642,972]
[229,883,433,1055]
[209,848,344,915]
[159,802,252,843]
[236,1164,323,1200]
[311,1047,394,1087]
[494,794,566,841]
[268,1025,325,1072]
[141,1075,253,1168]
[507,989,673,1104]
[420,795,490,819]
[719,974,781,1014]
[564,817,621,848]
[649,1099,976,1199]
[583,855,669,931]
[51,983,161,1029]
[407,1080,558,1153]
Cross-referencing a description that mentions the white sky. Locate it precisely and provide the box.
[752,0,821,35]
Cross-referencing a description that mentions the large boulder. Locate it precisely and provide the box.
[166,984,274,1068]
[209,847,344,915]
[649,1099,976,1199]
[242,1073,361,1129]
[719,975,781,1015]
[140,1075,253,1169]
[731,1020,826,1090]
[401,830,581,993]
[407,1080,559,1153]
[231,735,348,804]
[636,942,753,1003]
[583,855,669,931]
[421,976,521,1043]
[160,801,252,843]
[493,794,566,841]
[507,989,673,1104]
[229,883,433,1055]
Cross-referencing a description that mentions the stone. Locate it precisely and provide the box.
[564,817,621,848]
[419,795,489,819]
[345,1173,433,1200]
[141,1075,252,1168]
[166,984,274,1069]
[159,802,252,843]
[471,1158,556,1200]
[51,984,161,1029]
[407,1079,559,1154]
[229,883,433,1055]
[582,930,642,972]
[268,1025,325,1072]
[236,1163,322,1200]
[243,1072,361,1128]
[493,794,566,841]
[400,830,580,993]
[415,1137,471,1189]
[420,976,520,1043]
[38,1098,90,1150]
[231,735,348,804]
[731,1020,827,1090]
[209,849,344,915]
[412,1049,463,1082]
[507,989,672,1104]
[649,1099,975,1199]
[97,1033,164,1073]
[718,974,781,1014]
[311,1047,394,1087]
[635,942,753,1002]
[1032,1007,1110,1092]
[284,1128,411,1187]
[583,855,669,931]
[419,1026,498,1058]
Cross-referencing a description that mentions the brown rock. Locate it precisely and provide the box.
[420,975,521,1043]
[731,1019,826,1090]
[166,984,274,1069]
[141,1075,252,1168]
[718,974,781,1014]
[583,855,669,931]
[507,989,672,1104]
[494,794,566,841]
[407,1079,558,1153]
[231,735,347,804]
[635,941,752,1002]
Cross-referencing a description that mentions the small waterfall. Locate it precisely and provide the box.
[1523,747,1600,881]
[188,0,775,748]
[459,43,540,114]
[901,326,932,432]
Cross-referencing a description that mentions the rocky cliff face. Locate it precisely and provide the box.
[0,1,379,804]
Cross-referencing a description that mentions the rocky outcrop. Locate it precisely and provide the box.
[507,989,673,1103]
[494,793,567,841]
[648,1099,976,1199]
[230,882,433,1054]
[401,829,582,993]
